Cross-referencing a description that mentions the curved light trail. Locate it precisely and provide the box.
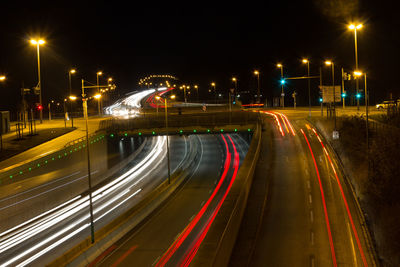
[0,136,168,266]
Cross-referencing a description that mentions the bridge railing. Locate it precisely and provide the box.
[98,111,260,132]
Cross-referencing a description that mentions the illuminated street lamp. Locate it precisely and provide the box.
[253,70,260,103]
[302,59,312,117]
[354,70,369,149]
[68,69,76,127]
[194,85,199,102]
[30,38,45,123]
[155,94,176,184]
[0,75,5,81]
[96,71,102,115]
[276,64,284,107]
[325,60,336,130]
[0,75,5,150]
[211,82,216,103]
[348,23,363,110]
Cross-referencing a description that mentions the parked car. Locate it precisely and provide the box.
[376,100,396,110]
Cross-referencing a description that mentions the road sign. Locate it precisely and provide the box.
[319,85,341,103]
[21,88,31,95]
[332,130,339,140]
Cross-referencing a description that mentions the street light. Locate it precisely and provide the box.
[68,69,76,127]
[325,60,336,130]
[253,70,260,103]
[276,64,284,107]
[0,75,5,150]
[30,38,45,123]
[155,94,176,185]
[194,85,199,102]
[96,71,102,116]
[0,75,5,81]
[348,23,363,110]
[302,59,311,117]
[354,71,369,149]
[211,82,216,103]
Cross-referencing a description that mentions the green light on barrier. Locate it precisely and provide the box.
[193,129,197,133]
[220,129,224,132]
[248,128,251,132]
[37,163,40,167]
[29,168,32,171]
[180,130,183,134]
[19,171,23,174]
[124,133,128,136]
[45,160,48,164]
[70,150,73,153]
[110,134,114,138]
[52,157,55,160]
[64,153,67,156]
[152,131,156,135]
[234,128,237,132]
[9,175,13,179]
[139,132,142,136]
[207,129,210,133]
[58,155,61,158]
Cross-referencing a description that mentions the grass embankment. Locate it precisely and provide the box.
[311,115,400,267]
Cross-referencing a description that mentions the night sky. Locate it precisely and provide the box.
[0,0,398,114]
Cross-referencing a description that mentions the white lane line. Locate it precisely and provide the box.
[310,210,314,223]
[310,231,314,245]
[307,180,311,189]
[309,194,313,204]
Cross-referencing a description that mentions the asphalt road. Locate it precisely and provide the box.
[0,135,189,266]
[231,111,375,266]
[95,133,249,267]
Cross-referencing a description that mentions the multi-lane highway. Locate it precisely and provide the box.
[91,133,249,267]
[0,134,192,266]
[231,110,375,266]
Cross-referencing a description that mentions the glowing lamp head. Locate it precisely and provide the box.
[0,76,5,81]
[108,78,113,82]
[155,95,161,100]
[353,71,363,77]
[254,70,259,75]
[211,82,215,86]
[69,95,77,101]
[170,95,176,99]
[30,39,45,45]
[302,59,309,63]
[70,69,76,74]
[94,94,102,99]
[276,64,282,68]
[232,77,237,81]
[349,24,363,30]
[97,71,102,76]
[325,60,332,66]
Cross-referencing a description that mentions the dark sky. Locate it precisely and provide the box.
[0,0,398,113]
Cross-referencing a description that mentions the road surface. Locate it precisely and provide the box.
[94,133,249,267]
[231,111,375,267]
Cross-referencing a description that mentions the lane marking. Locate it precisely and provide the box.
[309,194,313,204]
[88,244,117,267]
[311,129,368,267]
[301,129,337,267]
[110,245,138,267]
[310,210,314,223]
[310,231,315,245]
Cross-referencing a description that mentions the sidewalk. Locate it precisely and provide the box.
[0,117,105,173]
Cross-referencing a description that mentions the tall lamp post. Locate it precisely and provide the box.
[302,59,311,117]
[211,82,216,103]
[30,39,45,123]
[348,23,363,110]
[253,70,260,103]
[325,60,336,130]
[194,85,199,102]
[69,69,76,127]
[155,94,176,185]
[69,95,77,128]
[96,71,102,116]
[81,79,95,244]
[277,64,284,107]
[354,71,369,149]
[232,77,238,92]
[0,75,6,150]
